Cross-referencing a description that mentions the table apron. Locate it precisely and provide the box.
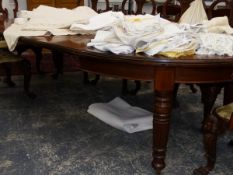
[78,58,155,81]
[175,67,233,83]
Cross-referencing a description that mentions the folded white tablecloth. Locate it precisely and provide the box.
[87,97,153,133]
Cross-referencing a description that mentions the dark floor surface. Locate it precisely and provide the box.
[0,72,232,175]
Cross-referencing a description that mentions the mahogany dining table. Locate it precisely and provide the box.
[17,34,233,174]
[1,18,233,173]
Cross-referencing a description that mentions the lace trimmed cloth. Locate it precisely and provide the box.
[196,33,233,56]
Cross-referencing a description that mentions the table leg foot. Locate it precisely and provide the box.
[152,160,164,175]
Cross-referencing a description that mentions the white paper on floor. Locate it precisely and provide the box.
[87,97,153,133]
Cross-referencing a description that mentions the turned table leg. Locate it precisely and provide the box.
[152,69,175,174]
[152,90,173,174]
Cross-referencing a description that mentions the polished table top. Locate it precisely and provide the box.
[19,35,233,84]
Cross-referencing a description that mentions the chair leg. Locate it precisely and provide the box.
[20,59,36,98]
[2,63,16,87]
[121,79,128,95]
[228,140,233,147]
[189,84,198,93]
[193,114,218,175]
[199,84,223,128]
[32,47,43,74]
[121,79,141,95]
[52,51,64,79]
[90,74,100,85]
[173,83,179,108]
[83,72,100,85]
[83,72,89,84]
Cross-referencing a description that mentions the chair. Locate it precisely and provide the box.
[193,102,233,175]
[0,0,34,98]
[157,0,192,22]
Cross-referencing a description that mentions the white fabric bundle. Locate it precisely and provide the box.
[87,30,134,55]
[87,97,153,133]
[3,24,47,51]
[70,11,124,34]
[196,33,233,56]
[179,0,208,24]
[87,14,167,54]
[24,5,97,30]
[202,16,233,34]
[135,22,195,56]
[113,14,164,48]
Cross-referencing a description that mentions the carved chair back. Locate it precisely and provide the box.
[158,0,233,23]
[157,0,193,22]
[0,0,8,20]
[0,0,18,19]
[88,0,233,25]
[207,0,233,26]
[89,0,157,15]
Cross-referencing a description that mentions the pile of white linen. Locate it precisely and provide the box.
[4,4,233,57]
[4,5,98,51]
[87,97,153,133]
[82,10,233,57]
[84,13,167,54]
[179,0,208,25]
[83,12,198,56]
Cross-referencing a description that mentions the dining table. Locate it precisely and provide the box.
[18,34,233,174]
[1,19,233,174]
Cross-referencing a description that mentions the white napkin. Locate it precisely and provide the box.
[87,97,153,133]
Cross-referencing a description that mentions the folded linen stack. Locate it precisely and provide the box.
[87,97,153,133]
[4,5,98,51]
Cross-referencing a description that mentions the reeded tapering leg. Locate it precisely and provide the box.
[152,90,173,174]
[193,114,218,175]
[199,84,222,126]
[152,68,175,174]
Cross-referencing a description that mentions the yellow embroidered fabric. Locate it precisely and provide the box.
[159,49,195,58]
[216,103,233,120]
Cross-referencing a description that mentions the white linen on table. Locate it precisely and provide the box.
[3,5,98,51]
[196,33,233,56]
[3,24,47,51]
[70,11,124,34]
